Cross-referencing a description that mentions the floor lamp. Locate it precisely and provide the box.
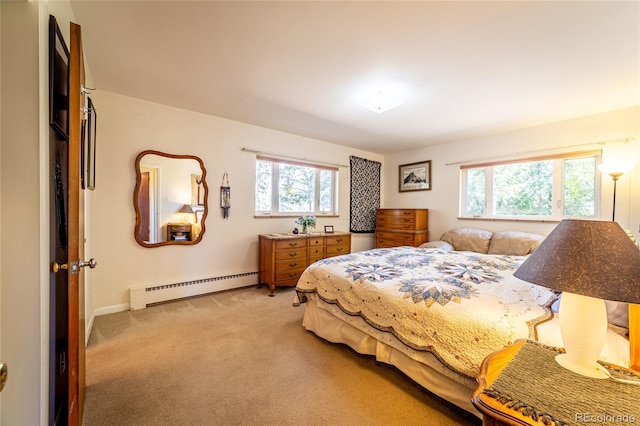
[607,171,623,221]
[598,162,633,222]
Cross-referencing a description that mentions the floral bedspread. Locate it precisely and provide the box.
[294,247,557,379]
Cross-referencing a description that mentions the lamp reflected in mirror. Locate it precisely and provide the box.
[178,203,195,217]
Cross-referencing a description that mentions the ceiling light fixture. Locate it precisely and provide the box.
[362,90,402,114]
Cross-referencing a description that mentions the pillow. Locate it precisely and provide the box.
[487,231,544,256]
[440,228,493,253]
[551,294,629,329]
[419,241,454,250]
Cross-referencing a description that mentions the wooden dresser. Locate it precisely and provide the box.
[258,231,351,296]
[375,208,429,248]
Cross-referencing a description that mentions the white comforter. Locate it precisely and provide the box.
[294,247,557,379]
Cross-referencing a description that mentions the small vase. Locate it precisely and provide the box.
[302,224,308,234]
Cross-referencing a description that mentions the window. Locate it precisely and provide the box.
[461,151,600,220]
[255,156,338,216]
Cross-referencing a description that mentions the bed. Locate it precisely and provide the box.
[293,230,631,416]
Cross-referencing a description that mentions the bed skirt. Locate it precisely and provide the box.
[300,294,631,418]
[301,294,480,416]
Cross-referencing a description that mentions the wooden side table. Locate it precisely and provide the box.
[472,340,539,426]
[472,339,640,426]
[167,223,192,241]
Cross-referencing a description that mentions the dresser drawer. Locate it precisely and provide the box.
[308,236,324,246]
[275,258,306,271]
[376,209,416,219]
[308,245,325,258]
[376,231,415,244]
[375,239,399,248]
[275,238,307,250]
[276,267,306,281]
[376,217,416,230]
[326,235,349,246]
[275,267,306,283]
[274,247,307,261]
[326,244,349,256]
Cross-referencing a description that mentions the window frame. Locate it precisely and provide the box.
[255,155,339,217]
[459,150,602,221]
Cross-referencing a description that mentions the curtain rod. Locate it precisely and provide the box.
[241,148,349,168]
[445,137,634,166]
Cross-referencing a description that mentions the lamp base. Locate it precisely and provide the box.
[555,353,607,379]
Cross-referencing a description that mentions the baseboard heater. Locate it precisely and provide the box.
[129,271,258,310]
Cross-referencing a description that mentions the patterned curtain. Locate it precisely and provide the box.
[349,156,381,233]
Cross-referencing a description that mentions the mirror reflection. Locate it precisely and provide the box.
[134,150,208,247]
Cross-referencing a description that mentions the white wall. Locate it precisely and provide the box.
[1,2,45,424]
[384,107,640,241]
[90,90,383,312]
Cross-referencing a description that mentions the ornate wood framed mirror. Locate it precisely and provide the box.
[134,150,208,247]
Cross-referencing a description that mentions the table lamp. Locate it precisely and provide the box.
[178,204,195,222]
[514,219,640,378]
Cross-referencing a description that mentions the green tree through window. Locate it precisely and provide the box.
[462,152,600,220]
[255,157,338,215]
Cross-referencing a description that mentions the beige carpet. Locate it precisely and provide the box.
[83,285,481,426]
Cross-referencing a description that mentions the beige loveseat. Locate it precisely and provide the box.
[420,227,544,256]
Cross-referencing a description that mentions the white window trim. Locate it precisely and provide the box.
[255,155,339,217]
[459,150,602,222]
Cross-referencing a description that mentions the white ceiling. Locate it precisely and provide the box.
[69,1,640,154]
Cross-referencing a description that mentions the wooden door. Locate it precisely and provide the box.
[50,120,70,425]
[68,21,86,425]
[49,18,86,426]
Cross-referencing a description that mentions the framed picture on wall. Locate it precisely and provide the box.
[399,160,431,192]
[86,97,97,190]
[49,15,70,140]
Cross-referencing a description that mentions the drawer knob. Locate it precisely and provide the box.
[289,263,298,267]
[289,253,298,257]
[288,242,298,247]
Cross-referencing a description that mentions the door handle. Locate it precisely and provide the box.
[52,258,96,273]
[0,362,7,392]
[80,258,98,269]
[51,262,69,273]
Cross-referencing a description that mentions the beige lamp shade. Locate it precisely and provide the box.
[178,204,194,214]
